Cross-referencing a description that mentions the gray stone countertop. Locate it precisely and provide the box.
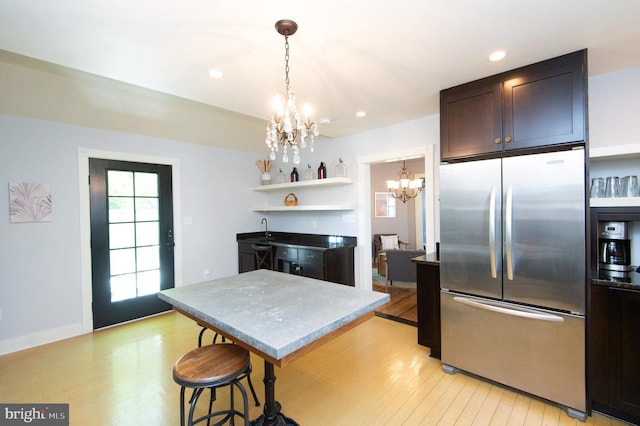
[159,269,389,361]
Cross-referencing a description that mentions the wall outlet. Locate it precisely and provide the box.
[203,269,211,279]
[310,220,317,228]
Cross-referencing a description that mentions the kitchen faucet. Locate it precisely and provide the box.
[261,217,270,238]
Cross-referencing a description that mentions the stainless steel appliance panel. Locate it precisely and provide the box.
[440,158,502,299]
[441,291,586,412]
[502,150,585,314]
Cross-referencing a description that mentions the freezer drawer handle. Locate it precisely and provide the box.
[453,296,564,322]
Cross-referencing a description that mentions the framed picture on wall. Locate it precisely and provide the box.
[374,192,396,218]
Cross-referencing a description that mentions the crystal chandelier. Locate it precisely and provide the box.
[386,160,424,203]
[265,19,318,165]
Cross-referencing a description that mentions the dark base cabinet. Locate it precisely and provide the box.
[590,284,640,424]
[414,257,441,359]
[237,232,356,286]
[238,241,263,273]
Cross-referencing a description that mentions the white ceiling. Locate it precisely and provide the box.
[1,0,640,139]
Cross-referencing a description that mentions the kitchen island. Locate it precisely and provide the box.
[159,269,389,425]
[237,232,356,286]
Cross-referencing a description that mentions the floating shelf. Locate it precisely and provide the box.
[252,177,353,192]
[590,197,640,207]
[252,204,356,212]
[590,143,640,159]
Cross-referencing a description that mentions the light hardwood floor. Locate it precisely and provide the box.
[0,312,629,425]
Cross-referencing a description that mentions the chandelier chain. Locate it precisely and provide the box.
[284,34,290,94]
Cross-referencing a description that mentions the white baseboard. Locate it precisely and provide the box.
[0,323,85,356]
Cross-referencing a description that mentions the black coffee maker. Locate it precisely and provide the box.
[598,221,631,278]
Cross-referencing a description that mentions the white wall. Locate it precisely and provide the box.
[589,65,640,149]
[0,114,265,354]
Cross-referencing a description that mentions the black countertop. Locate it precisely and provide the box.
[237,231,357,250]
[411,253,440,266]
[592,271,640,290]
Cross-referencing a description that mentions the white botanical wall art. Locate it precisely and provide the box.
[9,182,53,223]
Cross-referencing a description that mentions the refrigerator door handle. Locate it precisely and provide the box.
[489,186,497,278]
[452,296,564,322]
[505,184,514,280]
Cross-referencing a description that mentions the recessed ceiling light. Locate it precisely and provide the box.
[207,69,223,78]
[356,111,366,118]
[319,117,332,125]
[488,51,507,62]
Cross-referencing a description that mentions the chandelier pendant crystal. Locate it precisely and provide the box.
[386,160,424,203]
[265,20,319,165]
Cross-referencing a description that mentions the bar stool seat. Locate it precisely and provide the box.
[173,344,251,426]
[196,326,260,407]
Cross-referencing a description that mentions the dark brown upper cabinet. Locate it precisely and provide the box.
[440,50,587,161]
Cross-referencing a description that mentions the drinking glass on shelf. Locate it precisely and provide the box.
[590,178,604,198]
[605,176,622,197]
[621,175,639,197]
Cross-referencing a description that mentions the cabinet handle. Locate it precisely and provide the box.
[505,136,512,143]
[494,138,501,144]
[306,254,315,259]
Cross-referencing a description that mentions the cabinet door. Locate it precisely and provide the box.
[589,284,609,405]
[502,50,586,151]
[609,287,640,420]
[238,242,256,273]
[440,79,502,161]
[298,249,324,280]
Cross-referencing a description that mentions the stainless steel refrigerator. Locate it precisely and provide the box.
[439,148,586,419]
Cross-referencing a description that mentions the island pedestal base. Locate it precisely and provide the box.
[250,361,300,426]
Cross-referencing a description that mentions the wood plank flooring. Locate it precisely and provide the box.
[0,312,630,425]
[373,280,418,324]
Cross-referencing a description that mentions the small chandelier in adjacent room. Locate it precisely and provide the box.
[265,19,319,165]
[386,160,424,203]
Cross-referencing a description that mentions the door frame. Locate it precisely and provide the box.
[77,148,182,333]
[355,145,436,290]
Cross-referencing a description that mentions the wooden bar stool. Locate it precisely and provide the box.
[173,344,251,426]
[196,326,260,407]
[251,244,273,270]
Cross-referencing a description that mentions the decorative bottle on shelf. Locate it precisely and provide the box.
[317,162,327,179]
[335,158,347,177]
[303,163,315,181]
[275,168,286,184]
[290,167,299,182]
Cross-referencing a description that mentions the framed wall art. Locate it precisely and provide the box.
[374,192,396,218]
[9,182,53,223]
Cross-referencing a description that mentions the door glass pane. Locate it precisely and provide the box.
[108,171,134,196]
[109,197,134,222]
[111,274,137,302]
[135,198,158,221]
[137,246,159,271]
[137,270,160,296]
[136,222,159,246]
[110,248,136,275]
[135,172,158,197]
[109,223,135,249]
